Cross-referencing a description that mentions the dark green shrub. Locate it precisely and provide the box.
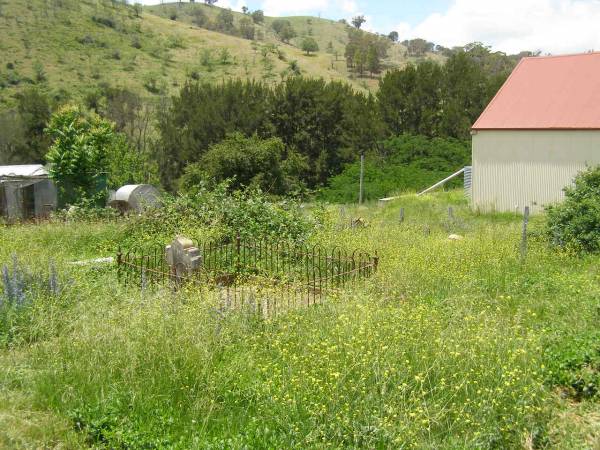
[251,9,264,24]
[131,37,142,49]
[45,105,118,206]
[91,15,116,29]
[142,73,161,93]
[187,133,289,195]
[77,35,95,45]
[546,166,600,253]
[544,329,600,400]
[53,200,120,222]
[319,134,470,203]
[7,71,21,86]
[122,182,316,248]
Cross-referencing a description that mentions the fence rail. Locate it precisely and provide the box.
[117,236,378,316]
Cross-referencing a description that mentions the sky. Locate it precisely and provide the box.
[138,0,600,54]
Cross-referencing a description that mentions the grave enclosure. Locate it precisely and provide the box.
[117,236,379,317]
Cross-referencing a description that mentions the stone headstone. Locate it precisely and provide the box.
[165,236,202,281]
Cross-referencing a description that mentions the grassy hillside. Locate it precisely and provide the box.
[0,0,440,110]
[148,2,442,89]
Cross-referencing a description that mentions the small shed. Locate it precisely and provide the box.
[109,184,161,213]
[471,52,600,213]
[0,165,57,220]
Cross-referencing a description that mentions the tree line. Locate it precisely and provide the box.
[155,77,381,192]
[157,45,517,191]
[1,44,520,201]
[165,2,265,41]
[345,28,391,77]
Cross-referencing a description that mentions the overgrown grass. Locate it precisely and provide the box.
[1,191,599,448]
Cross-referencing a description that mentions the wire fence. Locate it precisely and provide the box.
[117,236,378,317]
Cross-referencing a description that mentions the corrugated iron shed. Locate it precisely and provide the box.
[473,52,600,130]
[0,164,48,178]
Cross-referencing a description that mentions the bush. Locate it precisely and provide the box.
[166,34,185,49]
[77,35,97,46]
[251,9,264,24]
[122,182,317,248]
[142,72,161,93]
[216,8,234,33]
[44,106,122,206]
[271,19,296,43]
[53,200,121,222]
[33,61,46,83]
[191,8,207,27]
[239,17,255,40]
[189,133,289,194]
[546,165,600,253]
[301,37,319,55]
[91,15,116,28]
[131,37,142,49]
[544,329,600,400]
[319,134,470,203]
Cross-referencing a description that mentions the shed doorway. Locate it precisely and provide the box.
[0,185,6,218]
[21,183,35,219]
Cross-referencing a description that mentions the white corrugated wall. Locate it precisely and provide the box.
[472,130,600,213]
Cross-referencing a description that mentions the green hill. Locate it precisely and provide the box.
[147,3,443,89]
[0,0,441,110]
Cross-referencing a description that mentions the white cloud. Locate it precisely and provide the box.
[340,0,359,14]
[396,0,600,54]
[260,0,330,16]
[217,0,247,12]
[259,0,362,17]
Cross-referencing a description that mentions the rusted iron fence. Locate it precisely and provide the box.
[117,236,378,316]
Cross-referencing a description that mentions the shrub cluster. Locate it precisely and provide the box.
[544,330,600,400]
[157,77,381,191]
[546,165,600,253]
[319,134,470,202]
[121,182,318,249]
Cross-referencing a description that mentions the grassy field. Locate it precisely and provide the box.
[1,191,600,448]
[0,0,440,110]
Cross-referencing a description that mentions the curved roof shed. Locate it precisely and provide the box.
[110,184,161,212]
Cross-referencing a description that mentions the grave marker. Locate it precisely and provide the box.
[165,236,202,282]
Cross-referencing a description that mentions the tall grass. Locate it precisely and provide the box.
[0,191,599,448]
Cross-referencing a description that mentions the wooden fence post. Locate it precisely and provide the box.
[399,207,405,224]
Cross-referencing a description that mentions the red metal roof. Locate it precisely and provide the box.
[472,52,600,130]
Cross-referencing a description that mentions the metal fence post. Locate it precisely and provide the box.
[236,233,241,275]
[116,246,122,282]
[520,206,530,260]
[359,153,364,205]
